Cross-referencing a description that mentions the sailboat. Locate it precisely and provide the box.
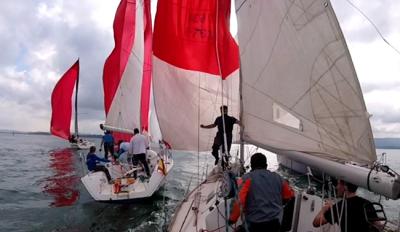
[80,0,173,202]
[149,0,400,231]
[50,60,95,150]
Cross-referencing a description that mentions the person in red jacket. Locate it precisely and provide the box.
[229,153,294,232]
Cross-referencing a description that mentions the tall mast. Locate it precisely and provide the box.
[74,60,79,137]
[239,62,244,164]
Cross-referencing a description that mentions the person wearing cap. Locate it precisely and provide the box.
[200,105,240,165]
[229,153,294,232]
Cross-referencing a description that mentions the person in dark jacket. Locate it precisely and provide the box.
[229,153,294,232]
[200,105,240,165]
[86,146,112,182]
[99,124,115,160]
[313,179,381,232]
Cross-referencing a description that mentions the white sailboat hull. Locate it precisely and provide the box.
[169,166,339,232]
[169,167,231,232]
[81,149,173,201]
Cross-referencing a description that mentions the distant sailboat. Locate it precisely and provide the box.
[81,0,173,202]
[50,60,94,150]
[149,0,400,231]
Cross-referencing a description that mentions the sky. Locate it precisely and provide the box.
[0,0,399,138]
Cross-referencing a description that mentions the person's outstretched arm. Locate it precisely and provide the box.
[200,123,216,129]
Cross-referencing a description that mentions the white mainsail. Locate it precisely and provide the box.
[166,0,400,231]
[153,57,240,151]
[236,0,375,165]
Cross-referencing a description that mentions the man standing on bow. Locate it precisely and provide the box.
[200,105,240,165]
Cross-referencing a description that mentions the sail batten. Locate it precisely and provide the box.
[236,0,375,164]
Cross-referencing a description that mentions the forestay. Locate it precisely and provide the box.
[235,0,376,165]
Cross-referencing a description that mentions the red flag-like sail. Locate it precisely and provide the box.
[153,0,239,79]
[103,0,136,116]
[50,60,79,140]
[102,0,154,142]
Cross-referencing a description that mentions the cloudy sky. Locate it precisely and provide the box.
[0,0,399,138]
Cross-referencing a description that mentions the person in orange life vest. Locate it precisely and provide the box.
[229,153,294,232]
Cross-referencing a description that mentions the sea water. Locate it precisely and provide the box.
[0,133,399,231]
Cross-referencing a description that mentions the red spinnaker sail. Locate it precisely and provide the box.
[50,60,79,140]
[103,0,136,116]
[103,0,153,140]
[140,0,152,132]
[153,0,239,79]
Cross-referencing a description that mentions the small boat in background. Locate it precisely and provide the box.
[50,60,95,150]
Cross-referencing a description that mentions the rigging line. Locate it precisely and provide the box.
[197,71,201,188]
[243,55,362,132]
[314,86,355,153]
[235,0,248,13]
[214,0,229,167]
[246,114,369,163]
[252,0,297,84]
[243,81,369,156]
[290,51,353,113]
[244,112,361,159]
[178,198,196,232]
[344,0,400,56]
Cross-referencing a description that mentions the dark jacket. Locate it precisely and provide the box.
[86,153,109,171]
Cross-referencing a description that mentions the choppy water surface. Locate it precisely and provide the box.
[0,133,399,231]
[0,133,214,232]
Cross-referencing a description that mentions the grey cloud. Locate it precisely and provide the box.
[371,121,400,138]
[371,111,400,124]
[361,82,400,94]
[332,0,400,43]
[0,0,118,133]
